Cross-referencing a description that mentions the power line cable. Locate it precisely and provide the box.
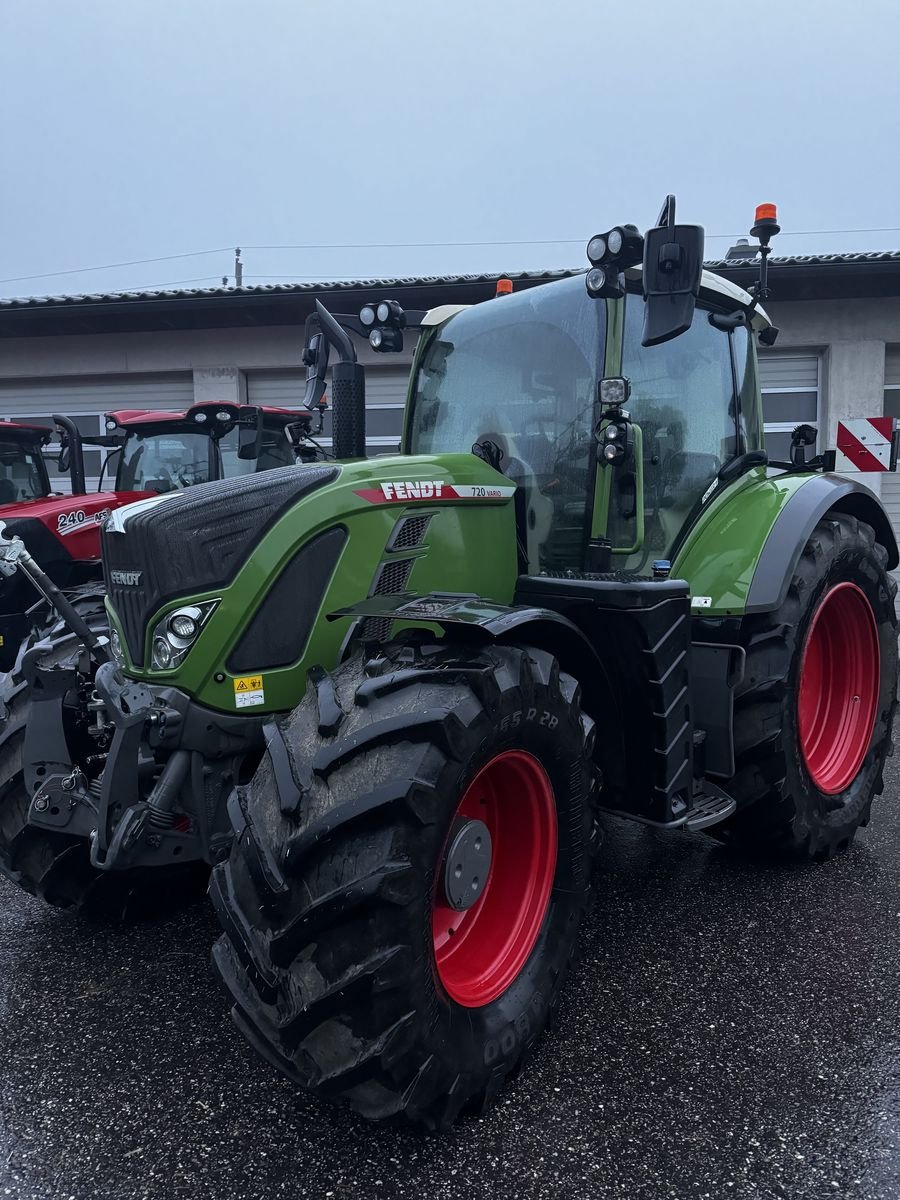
[5,226,900,288]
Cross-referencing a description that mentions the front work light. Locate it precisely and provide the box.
[369,327,403,353]
[359,305,376,326]
[599,376,631,407]
[587,235,607,265]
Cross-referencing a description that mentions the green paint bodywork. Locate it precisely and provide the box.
[107,453,519,715]
[672,466,822,615]
[106,279,872,720]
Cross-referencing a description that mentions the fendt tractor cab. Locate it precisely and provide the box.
[0,401,313,670]
[0,199,896,1130]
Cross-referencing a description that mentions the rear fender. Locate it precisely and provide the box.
[673,469,898,616]
[746,475,898,613]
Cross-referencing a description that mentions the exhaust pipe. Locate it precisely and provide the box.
[331,361,366,459]
[313,300,366,460]
[52,413,87,494]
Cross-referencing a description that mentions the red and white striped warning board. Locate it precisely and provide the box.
[835,418,897,472]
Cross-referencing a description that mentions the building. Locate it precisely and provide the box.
[2,252,900,538]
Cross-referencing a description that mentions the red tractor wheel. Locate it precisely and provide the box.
[211,639,597,1129]
[715,513,897,859]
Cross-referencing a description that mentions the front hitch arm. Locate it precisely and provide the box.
[0,521,109,664]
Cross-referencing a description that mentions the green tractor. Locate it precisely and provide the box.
[0,198,896,1128]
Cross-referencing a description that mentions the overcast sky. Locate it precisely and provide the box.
[1,0,899,299]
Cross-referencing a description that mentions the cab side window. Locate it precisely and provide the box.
[621,296,738,565]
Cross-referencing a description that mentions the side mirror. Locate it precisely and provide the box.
[302,331,330,410]
[237,408,263,460]
[641,223,704,347]
[58,436,71,474]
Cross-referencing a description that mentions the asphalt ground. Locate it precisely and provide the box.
[2,756,900,1200]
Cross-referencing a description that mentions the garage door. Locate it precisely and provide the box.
[246,366,408,457]
[881,348,900,551]
[758,352,821,461]
[0,372,194,489]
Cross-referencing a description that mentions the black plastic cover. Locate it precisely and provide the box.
[227,526,347,673]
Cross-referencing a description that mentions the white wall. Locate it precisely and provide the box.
[765,296,900,445]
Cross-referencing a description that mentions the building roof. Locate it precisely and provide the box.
[3,253,900,338]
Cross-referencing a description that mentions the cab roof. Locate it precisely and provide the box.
[104,401,311,428]
[421,267,772,331]
[0,421,52,441]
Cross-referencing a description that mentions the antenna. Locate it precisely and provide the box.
[234,248,243,287]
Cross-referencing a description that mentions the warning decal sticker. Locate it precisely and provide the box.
[233,674,265,708]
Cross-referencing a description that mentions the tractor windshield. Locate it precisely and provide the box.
[0,436,50,503]
[408,275,605,572]
[115,424,294,492]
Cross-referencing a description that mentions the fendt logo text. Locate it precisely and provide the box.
[110,569,142,586]
[380,481,444,500]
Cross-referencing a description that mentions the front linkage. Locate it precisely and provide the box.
[0,523,262,877]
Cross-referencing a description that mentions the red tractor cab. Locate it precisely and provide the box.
[0,421,57,504]
[0,401,313,671]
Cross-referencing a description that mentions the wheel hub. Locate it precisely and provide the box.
[442,818,492,911]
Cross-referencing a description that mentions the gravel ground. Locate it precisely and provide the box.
[2,759,900,1200]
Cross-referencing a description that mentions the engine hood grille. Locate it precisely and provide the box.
[102,465,339,666]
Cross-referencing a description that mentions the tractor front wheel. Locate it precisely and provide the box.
[715,513,898,859]
[211,639,596,1129]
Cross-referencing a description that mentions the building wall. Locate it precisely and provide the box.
[0,324,417,400]
[765,296,900,443]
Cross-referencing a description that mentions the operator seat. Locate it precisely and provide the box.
[478,424,554,572]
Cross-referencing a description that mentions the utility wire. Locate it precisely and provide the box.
[5,226,900,287]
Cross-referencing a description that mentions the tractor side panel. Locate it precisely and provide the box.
[110,454,519,716]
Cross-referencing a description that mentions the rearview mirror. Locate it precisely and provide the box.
[237,408,263,460]
[641,224,704,347]
[58,437,70,473]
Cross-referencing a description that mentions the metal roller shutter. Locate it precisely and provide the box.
[0,372,194,489]
[246,366,408,457]
[758,352,821,463]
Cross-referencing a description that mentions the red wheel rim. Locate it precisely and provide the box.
[797,582,880,795]
[432,750,557,1008]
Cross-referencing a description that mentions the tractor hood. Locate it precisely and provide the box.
[102,465,338,666]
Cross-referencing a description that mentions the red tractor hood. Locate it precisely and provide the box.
[0,490,150,564]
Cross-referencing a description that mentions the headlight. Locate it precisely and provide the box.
[170,613,198,639]
[150,601,218,670]
[109,625,125,667]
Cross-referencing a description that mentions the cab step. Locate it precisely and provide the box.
[683,785,736,832]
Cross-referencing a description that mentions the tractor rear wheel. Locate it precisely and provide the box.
[211,639,596,1129]
[714,513,898,859]
[0,602,208,921]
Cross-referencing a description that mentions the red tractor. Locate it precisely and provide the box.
[0,401,313,671]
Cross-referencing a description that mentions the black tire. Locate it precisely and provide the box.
[714,513,898,860]
[211,638,596,1129]
[0,598,208,921]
